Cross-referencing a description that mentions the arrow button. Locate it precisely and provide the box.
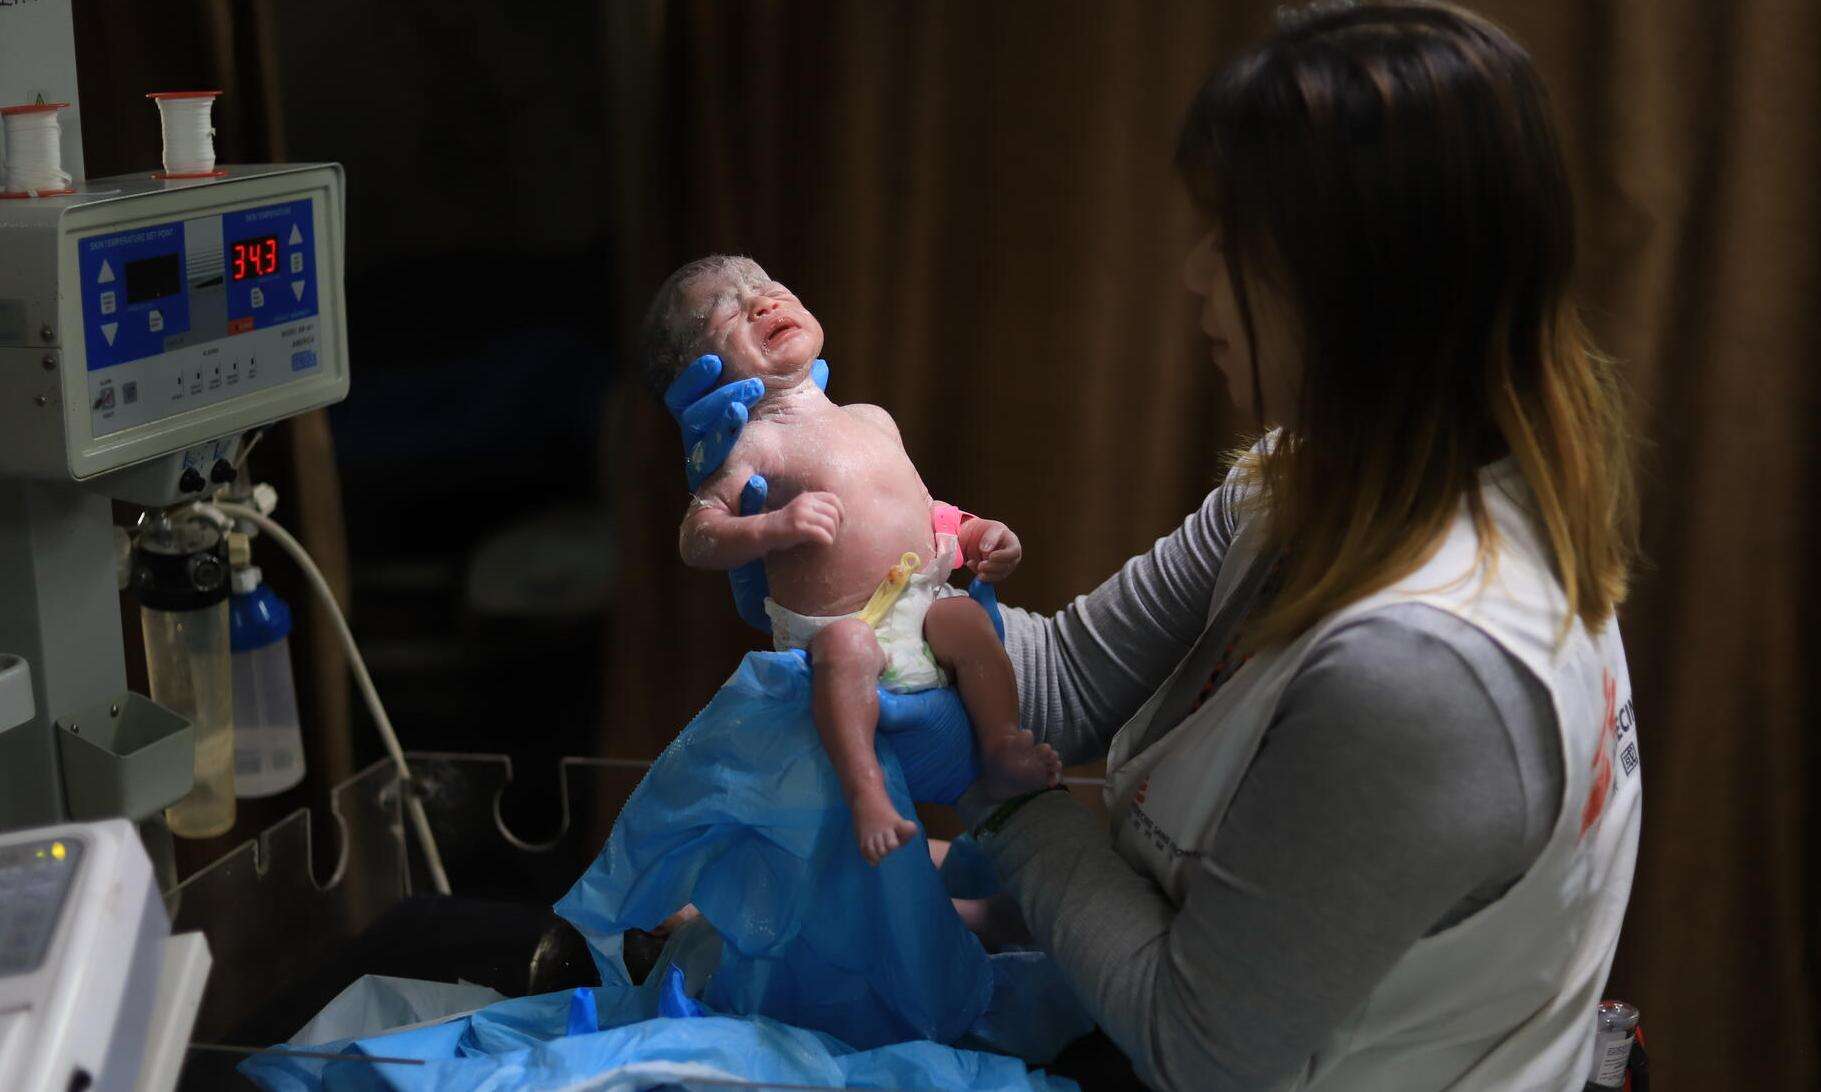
[100,322,118,346]
[291,280,306,301]
[98,259,115,284]
[288,224,303,246]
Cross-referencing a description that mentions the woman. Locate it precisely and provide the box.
[669,3,1640,1087]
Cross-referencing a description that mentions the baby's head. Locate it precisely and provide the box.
[639,254,825,401]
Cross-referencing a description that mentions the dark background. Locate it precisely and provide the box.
[69,1,1819,1086]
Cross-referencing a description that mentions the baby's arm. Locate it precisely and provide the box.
[680,457,843,570]
[679,462,772,570]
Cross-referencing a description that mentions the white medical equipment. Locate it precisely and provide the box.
[0,0,452,878]
[0,158,350,830]
[1,6,510,1082]
[0,817,212,1092]
[0,5,354,1083]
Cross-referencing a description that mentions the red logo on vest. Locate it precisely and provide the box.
[1580,670,1618,838]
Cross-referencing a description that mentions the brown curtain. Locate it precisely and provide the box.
[600,2,1820,1085]
[600,2,1249,757]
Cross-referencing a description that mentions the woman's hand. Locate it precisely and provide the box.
[663,353,829,631]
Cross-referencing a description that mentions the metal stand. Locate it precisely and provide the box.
[166,753,650,1048]
[0,480,195,830]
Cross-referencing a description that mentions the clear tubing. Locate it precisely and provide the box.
[203,501,452,895]
[145,600,236,838]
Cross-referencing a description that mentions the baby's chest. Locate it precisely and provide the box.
[760,426,918,500]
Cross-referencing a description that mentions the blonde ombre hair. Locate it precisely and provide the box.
[1178,2,1639,650]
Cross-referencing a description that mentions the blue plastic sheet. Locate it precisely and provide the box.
[557,650,1004,1050]
[242,924,1075,1092]
[244,1003,1077,1092]
[245,649,1095,1090]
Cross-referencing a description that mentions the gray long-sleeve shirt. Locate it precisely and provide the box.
[989,475,1565,1090]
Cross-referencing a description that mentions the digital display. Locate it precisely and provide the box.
[232,235,279,281]
[125,253,182,304]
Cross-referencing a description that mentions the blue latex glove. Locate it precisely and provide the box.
[663,353,829,632]
[873,579,1003,805]
[564,987,599,1037]
[657,967,708,1019]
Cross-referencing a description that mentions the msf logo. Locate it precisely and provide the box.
[1580,669,1636,838]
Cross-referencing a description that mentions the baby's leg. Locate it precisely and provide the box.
[924,597,1062,797]
[810,618,920,864]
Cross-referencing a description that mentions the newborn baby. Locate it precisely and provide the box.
[642,255,1062,863]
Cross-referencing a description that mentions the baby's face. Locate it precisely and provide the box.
[685,264,825,388]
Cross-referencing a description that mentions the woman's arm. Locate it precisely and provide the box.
[977,610,1560,1090]
[999,470,1247,765]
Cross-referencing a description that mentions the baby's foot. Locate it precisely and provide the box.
[980,729,1063,798]
[852,791,920,865]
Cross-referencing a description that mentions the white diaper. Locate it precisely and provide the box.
[765,533,967,693]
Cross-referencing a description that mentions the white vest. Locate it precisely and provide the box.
[1103,458,1642,1090]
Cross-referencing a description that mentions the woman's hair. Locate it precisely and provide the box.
[1176,0,1638,648]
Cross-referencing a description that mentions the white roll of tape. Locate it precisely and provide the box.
[149,91,222,177]
[1,102,75,197]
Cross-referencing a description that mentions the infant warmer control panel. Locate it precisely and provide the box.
[0,164,348,483]
[78,197,320,438]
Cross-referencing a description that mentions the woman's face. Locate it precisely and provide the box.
[1182,229,1301,426]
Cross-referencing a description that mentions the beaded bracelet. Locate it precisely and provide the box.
[972,784,1069,838]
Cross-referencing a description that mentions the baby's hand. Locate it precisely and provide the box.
[966,520,1021,582]
[769,491,844,549]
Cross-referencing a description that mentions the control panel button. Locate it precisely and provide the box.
[291,280,306,301]
[289,251,304,274]
[97,259,115,284]
[178,467,207,494]
[288,224,303,246]
[249,287,265,309]
[100,322,118,346]
[99,291,117,315]
[147,310,164,333]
